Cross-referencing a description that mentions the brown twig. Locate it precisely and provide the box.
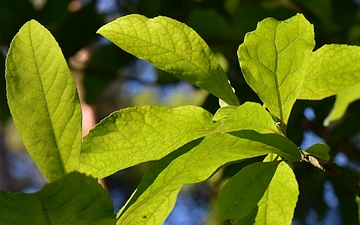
[300,150,360,197]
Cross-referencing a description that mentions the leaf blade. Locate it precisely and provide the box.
[218,161,280,221]
[5,20,82,182]
[215,102,280,134]
[97,14,239,105]
[235,157,299,225]
[79,105,215,178]
[299,44,360,100]
[238,13,315,125]
[254,160,299,224]
[116,131,300,224]
[0,172,115,225]
[324,83,360,125]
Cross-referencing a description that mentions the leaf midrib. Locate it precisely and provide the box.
[228,162,278,216]
[117,140,273,224]
[28,22,66,174]
[92,127,216,176]
[273,23,284,131]
[100,19,239,105]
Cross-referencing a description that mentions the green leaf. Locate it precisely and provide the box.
[116,131,300,224]
[305,142,330,161]
[299,44,360,100]
[324,83,360,126]
[254,160,299,224]
[215,102,280,134]
[213,105,238,122]
[0,172,115,225]
[5,20,82,182]
[218,161,280,221]
[79,105,215,178]
[238,13,315,126]
[236,156,299,225]
[97,14,239,105]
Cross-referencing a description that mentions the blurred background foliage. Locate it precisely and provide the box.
[1,0,360,224]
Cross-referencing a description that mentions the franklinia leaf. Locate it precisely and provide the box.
[97,14,239,105]
[215,102,280,135]
[306,143,330,161]
[5,20,82,182]
[299,45,360,100]
[218,161,280,221]
[324,83,360,126]
[80,105,215,178]
[235,155,299,225]
[0,172,115,225]
[116,131,300,224]
[213,105,238,122]
[238,13,315,127]
[80,103,294,179]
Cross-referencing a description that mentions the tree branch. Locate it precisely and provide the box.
[300,150,360,197]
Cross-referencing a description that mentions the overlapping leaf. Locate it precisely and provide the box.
[305,143,330,161]
[215,102,281,134]
[236,156,299,224]
[298,44,360,100]
[79,106,215,178]
[238,13,315,126]
[0,172,115,225]
[116,131,300,224]
[5,20,82,182]
[80,102,294,179]
[97,14,239,105]
[218,161,280,222]
[324,83,360,125]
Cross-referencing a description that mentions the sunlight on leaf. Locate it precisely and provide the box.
[79,106,215,178]
[0,172,115,225]
[97,14,239,105]
[116,131,300,224]
[213,105,238,122]
[5,20,82,182]
[254,160,299,224]
[324,83,360,126]
[215,102,280,134]
[299,45,360,100]
[218,161,280,221]
[238,13,315,126]
[80,103,294,179]
[236,155,299,225]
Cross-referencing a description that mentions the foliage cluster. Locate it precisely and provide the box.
[2,10,360,224]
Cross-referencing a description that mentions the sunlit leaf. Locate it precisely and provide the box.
[80,103,294,179]
[213,105,238,122]
[5,20,82,182]
[97,14,239,105]
[0,172,115,225]
[299,44,360,100]
[79,106,215,178]
[324,83,360,126]
[238,13,315,126]
[236,155,299,224]
[218,161,280,221]
[116,131,300,224]
[215,102,280,134]
[254,160,299,224]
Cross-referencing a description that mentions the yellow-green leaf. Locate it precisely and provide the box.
[238,13,315,126]
[97,14,239,105]
[5,20,82,182]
